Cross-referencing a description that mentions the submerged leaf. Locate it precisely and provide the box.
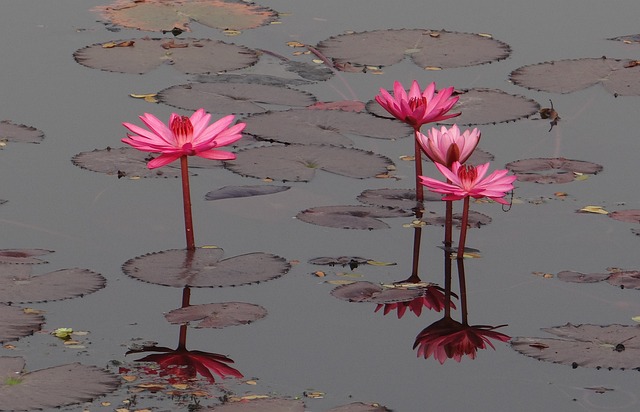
[164,302,267,328]
[204,185,290,201]
[556,271,611,283]
[122,248,290,288]
[296,205,412,230]
[357,188,440,210]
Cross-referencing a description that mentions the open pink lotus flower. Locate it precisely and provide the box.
[420,161,516,205]
[375,80,460,130]
[122,108,245,169]
[413,316,510,363]
[417,124,480,167]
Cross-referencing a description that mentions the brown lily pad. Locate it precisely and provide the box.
[331,281,423,303]
[609,210,640,224]
[297,205,412,230]
[244,109,412,146]
[606,270,640,289]
[158,82,316,115]
[164,302,267,328]
[226,145,394,182]
[316,29,510,72]
[505,157,603,184]
[0,121,44,144]
[556,271,611,283]
[0,305,44,344]
[510,58,640,96]
[357,188,441,209]
[0,358,119,410]
[511,323,640,370]
[93,0,279,32]
[122,247,290,288]
[0,265,106,304]
[0,249,53,265]
[205,185,290,201]
[74,38,258,75]
[422,211,492,228]
[327,402,392,412]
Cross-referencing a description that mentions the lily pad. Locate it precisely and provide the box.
[606,270,640,289]
[357,188,442,210]
[296,205,413,230]
[308,256,372,267]
[316,29,510,71]
[510,58,640,96]
[122,247,290,288]
[505,157,603,184]
[330,281,423,303]
[556,271,611,283]
[511,323,640,370]
[422,211,492,228]
[93,0,279,32]
[226,145,395,182]
[164,302,267,328]
[0,249,53,265]
[609,210,640,224]
[0,121,44,144]
[327,402,392,412]
[203,398,305,411]
[0,305,44,344]
[244,109,412,146]
[72,147,195,178]
[74,38,258,75]
[205,185,290,201]
[609,34,640,44]
[368,88,539,125]
[0,265,106,304]
[0,357,119,410]
[158,82,316,115]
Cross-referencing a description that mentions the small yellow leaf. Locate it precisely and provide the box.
[262,178,273,182]
[424,66,442,71]
[399,155,415,161]
[223,29,242,36]
[574,174,589,181]
[245,380,258,385]
[312,271,326,277]
[366,260,397,266]
[172,383,189,390]
[3,344,15,350]
[201,245,220,249]
[478,33,493,38]
[241,395,270,400]
[337,272,363,278]
[312,59,324,64]
[101,402,111,406]
[428,32,440,38]
[122,375,137,382]
[23,308,45,314]
[287,41,305,47]
[579,205,609,215]
[304,391,325,399]
[53,328,73,339]
[129,93,157,99]
[632,316,640,323]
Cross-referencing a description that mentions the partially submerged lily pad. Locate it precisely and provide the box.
[94,0,279,32]
[609,34,640,44]
[308,256,373,267]
[606,270,640,289]
[296,205,412,230]
[226,145,394,182]
[510,58,640,96]
[330,281,423,303]
[367,88,539,125]
[556,271,611,283]
[0,305,44,344]
[164,302,267,328]
[72,147,192,178]
[357,188,441,210]
[422,211,492,228]
[158,82,316,115]
[609,209,640,224]
[327,402,392,412]
[316,29,510,71]
[203,398,306,411]
[244,109,412,145]
[505,157,603,184]
[205,185,290,201]
[0,249,52,265]
[511,323,640,370]
[0,357,119,410]
[74,38,258,75]
[0,265,106,304]
[0,121,44,144]
[122,248,290,287]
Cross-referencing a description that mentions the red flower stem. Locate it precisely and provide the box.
[178,286,191,349]
[180,155,195,251]
[408,208,424,282]
[456,196,470,259]
[413,129,424,203]
[443,248,453,318]
[456,258,469,326]
[444,199,453,249]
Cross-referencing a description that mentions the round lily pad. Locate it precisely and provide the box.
[0,305,44,344]
[316,29,510,71]
[0,249,53,265]
[244,109,412,146]
[93,0,279,32]
[122,247,290,288]
[510,58,640,96]
[505,157,603,184]
[226,145,395,182]
[0,357,119,410]
[422,211,492,228]
[74,38,258,75]
[330,281,423,303]
[511,323,640,370]
[164,302,267,328]
[158,82,316,115]
[296,205,412,230]
[357,188,443,210]
[0,121,44,144]
[0,266,106,304]
[367,88,539,125]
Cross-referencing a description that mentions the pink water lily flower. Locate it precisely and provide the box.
[122,108,245,169]
[417,124,480,166]
[420,161,516,205]
[375,80,460,129]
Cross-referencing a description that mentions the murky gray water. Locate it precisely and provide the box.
[2,0,640,411]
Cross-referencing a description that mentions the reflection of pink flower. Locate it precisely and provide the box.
[420,161,516,205]
[122,108,245,169]
[375,81,460,129]
[374,286,454,318]
[417,125,480,167]
[413,316,510,363]
[129,346,243,383]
